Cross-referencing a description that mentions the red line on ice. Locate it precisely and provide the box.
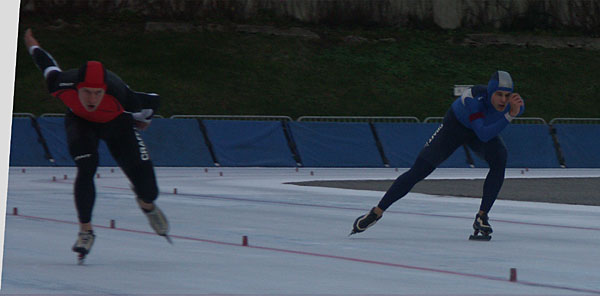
[9,213,600,295]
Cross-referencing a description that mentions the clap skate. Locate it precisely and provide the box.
[72,230,95,264]
[469,213,493,241]
[137,198,172,244]
[350,207,382,236]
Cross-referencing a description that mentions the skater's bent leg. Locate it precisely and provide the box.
[73,154,99,224]
[105,118,159,206]
[377,157,435,211]
[377,109,469,212]
[66,112,99,225]
[122,160,158,205]
[480,139,507,213]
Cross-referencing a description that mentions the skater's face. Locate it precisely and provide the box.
[78,87,105,112]
[491,90,512,112]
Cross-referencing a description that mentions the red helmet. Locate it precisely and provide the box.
[77,61,107,90]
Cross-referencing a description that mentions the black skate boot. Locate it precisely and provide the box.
[72,230,95,264]
[469,212,493,241]
[350,207,382,236]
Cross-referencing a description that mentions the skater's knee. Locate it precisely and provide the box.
[74,153,99,176]
[486,147,507,168]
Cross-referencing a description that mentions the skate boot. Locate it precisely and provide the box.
[72,230,95,264]
[137,199,171,243]
[350,207,382,235]
[469,212,493,241]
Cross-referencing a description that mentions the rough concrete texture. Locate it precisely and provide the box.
[21,0,600,30]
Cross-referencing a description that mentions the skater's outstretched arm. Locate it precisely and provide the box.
[24,28,62,91]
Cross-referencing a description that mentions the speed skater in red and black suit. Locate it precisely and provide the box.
[24,28,171,262]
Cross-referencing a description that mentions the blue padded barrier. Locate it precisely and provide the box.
[37,117,117,166]
[552,124,600,168]
[139,118,214,167]
[36,117,75,166]
[10,117,51,166]
[373,122,470,168]
[468,124,560,168]
[288,121,384,167]
[202,120,296,167]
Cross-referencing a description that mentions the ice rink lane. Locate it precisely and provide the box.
[3,167,599,294]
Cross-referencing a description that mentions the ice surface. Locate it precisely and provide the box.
[2,167,600,295]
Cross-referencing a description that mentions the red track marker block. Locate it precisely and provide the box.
[510,268,517,282]
[242,235,248,246]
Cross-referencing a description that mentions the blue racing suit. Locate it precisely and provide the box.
[377,71,525,213]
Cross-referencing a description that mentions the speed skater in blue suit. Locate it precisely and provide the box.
[351,71,525,240]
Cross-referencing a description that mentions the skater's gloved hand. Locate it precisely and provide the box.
[508,93,523,117]
[24,28,40,54]
[132,109,153,130]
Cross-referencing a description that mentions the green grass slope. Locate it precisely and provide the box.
[13,19,600,121]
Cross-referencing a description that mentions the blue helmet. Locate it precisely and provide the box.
[487,71,514,97]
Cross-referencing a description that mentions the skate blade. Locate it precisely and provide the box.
[469,234,492,241]
[162,234,173,244]
[77,253,86,265]
[349,228,362,236]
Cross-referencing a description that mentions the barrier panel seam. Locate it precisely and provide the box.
[196,119,219,166]
[369,122,390,167]
[281,121,302,166]
[31,116,56,165]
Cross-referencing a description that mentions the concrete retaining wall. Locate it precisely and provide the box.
[21,0,600,30]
